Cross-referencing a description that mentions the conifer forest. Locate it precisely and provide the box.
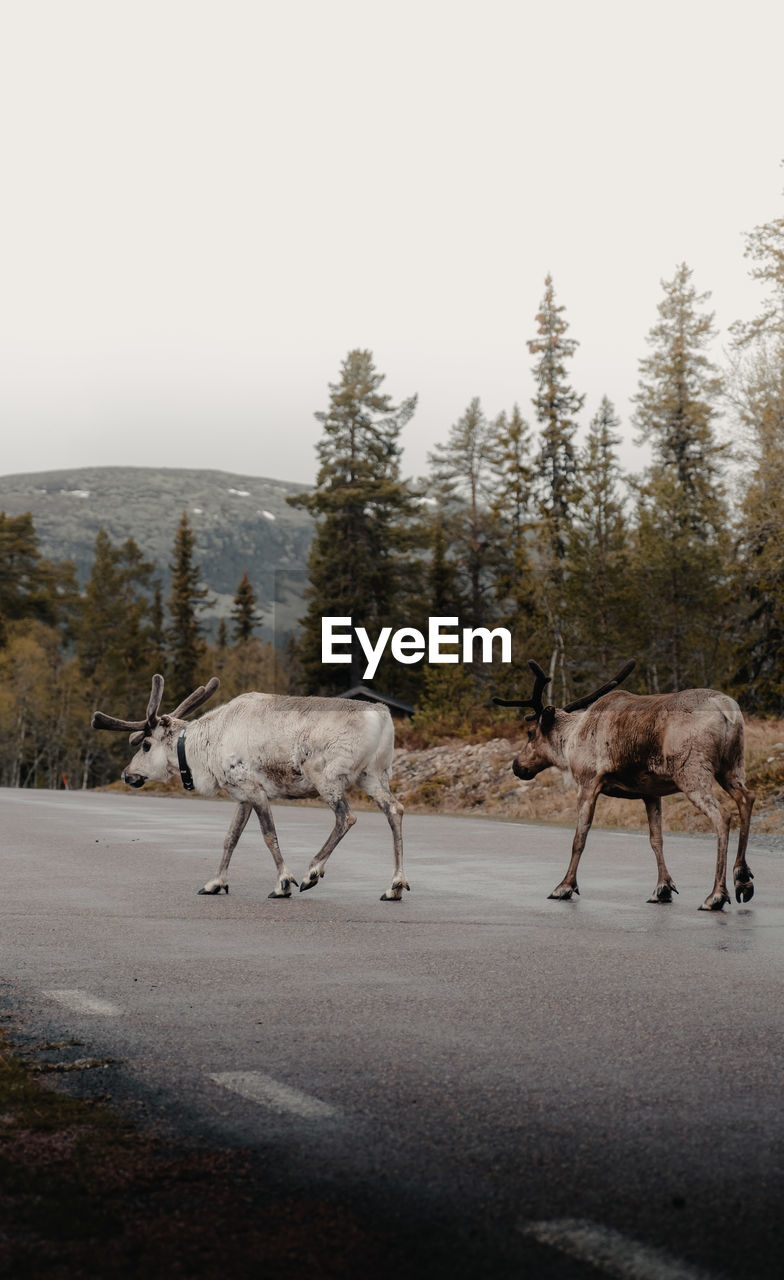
[2,198,784,789]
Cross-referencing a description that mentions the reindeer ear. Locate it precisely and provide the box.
[159,715,171,728]
[541,705,557,731]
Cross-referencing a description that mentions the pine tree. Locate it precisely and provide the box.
[630,264,728,690]
[231,571,259,643]
[166,512,211,705]
[288,349,418,694]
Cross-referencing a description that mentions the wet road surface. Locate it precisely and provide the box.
[2,787,783,1278]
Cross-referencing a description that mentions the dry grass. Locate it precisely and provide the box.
[392,716,784,835]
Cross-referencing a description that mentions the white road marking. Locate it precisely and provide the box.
[520,1219,715,1280]
[42,989,123,1017]
[208,1070,340,1120]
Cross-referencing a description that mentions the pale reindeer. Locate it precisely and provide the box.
[92,675,409,901]
[495,660,755,911]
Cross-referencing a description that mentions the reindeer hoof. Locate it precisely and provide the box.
[698,891,730,912]
[734,870,754,903]
[299,877,318,892]
[548,885,577,900]
[381,880,410,901]
[647,883,678,903]
[268,876,297,899]
[198,884,229,895]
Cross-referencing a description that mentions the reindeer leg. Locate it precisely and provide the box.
[299,794,357,892]
[677,771,732,911]
[644,796,679,903]
[360,769,408,901]
[252,797,299,898]
[198,802,252,894]
[721,777,755,903]
[549,782,601,901]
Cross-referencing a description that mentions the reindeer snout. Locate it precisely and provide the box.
[512,758,534,781]
[122,770,147,789]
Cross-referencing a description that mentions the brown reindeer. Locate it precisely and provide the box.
[495,660,755,911]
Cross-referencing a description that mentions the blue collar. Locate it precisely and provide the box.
[176,728,195,791]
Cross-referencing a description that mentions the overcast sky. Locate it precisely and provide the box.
[2,0,782,487]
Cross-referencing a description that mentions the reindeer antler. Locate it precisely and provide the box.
[170,677,220,720]
[146,673,165,722]
[492,660,552,721]
[91,674,220,735]
[91,673,164,733]
[563,659,636,712]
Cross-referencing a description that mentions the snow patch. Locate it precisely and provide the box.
[228,488,250,497]
[262,510,276,520]
[61,489,90,498]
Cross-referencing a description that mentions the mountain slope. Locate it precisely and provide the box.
[0,466,314,640]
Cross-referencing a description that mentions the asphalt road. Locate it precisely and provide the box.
[2,786,783,1279]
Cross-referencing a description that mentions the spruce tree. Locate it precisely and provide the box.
[527,275,585,697]
[74,529,156,785]
[427,512,460,617]
[149,581,166,674]
[528,275,584,562]
[565,397,629,677]
[635,263,724,487]
[427,397,493,627]
[0,511,76,645]
[728,188,784,709]
[75,531,155,694]
[166,512,210,704]
[231,571,259,643]
[731,181,784,345]
[288,349,418,694]
[484,404,545,693]
[630,264,728,690]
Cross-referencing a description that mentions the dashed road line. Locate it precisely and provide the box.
[208,1070,340,1119]
[519,1219,716,1280]
[42,989,123,1017]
